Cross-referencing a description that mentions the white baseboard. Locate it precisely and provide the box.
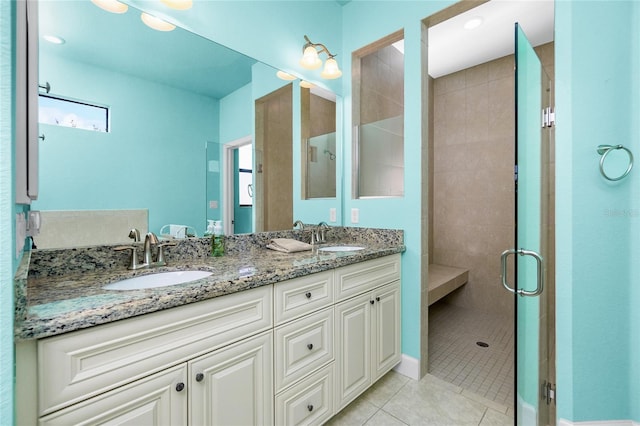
[559,420,639,426]
[393,354,420,380]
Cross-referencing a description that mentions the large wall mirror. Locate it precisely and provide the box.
[33,0,342,248]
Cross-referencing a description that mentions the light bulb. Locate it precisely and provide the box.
[141,12,176,32]
[161,0,193,10]
[320,57,342,79]
[91,0,128,14]
[300,46,322,70]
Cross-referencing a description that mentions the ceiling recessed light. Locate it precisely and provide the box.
[141,12,176,32]
[91,0,128,14]
[464,17,484,30]
[276,71,297,81]
[43,35,65,45]
[161,0,193,10]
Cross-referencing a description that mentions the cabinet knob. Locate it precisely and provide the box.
[195,373,204,382]
[376,297,381,302]
[370,300,375,305]
[175,382,185,392]
[307,343,313,350]
[307,404,314,412]
[305,292,312,299]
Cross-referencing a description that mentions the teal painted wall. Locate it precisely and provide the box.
[0,1,16,423]
[555,0,640,422]
[32,53,218,236]
[340,1,454,360]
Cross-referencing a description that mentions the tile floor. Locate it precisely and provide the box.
[326,302,515,426]
[326,372,513,426]
[428,302,514,408]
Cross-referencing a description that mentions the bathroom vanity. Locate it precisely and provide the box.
[15,228,404,425]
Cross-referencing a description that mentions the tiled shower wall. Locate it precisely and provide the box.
[430,43,555,317]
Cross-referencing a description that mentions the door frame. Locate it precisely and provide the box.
[223,135,252,235]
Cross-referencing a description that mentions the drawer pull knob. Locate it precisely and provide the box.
[176,382,185,392]
[195,373,204,382]
[307,404,314,412]
[307,343,313,350]
[370,300,375,305]
[376,297,381,302]
[305,292,312,299]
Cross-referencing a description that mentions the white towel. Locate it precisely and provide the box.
[267,238,312,253]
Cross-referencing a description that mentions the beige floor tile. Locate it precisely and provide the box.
[360,371,410,408]
[461,389,509,414]
[326,398,378,426]
[480,408,514,426]
[382,378,487,425]
[419,373,463,394]
[364,410,408,426]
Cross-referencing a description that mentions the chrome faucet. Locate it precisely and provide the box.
[313,222,330,244]
[143,232,159,265]
[115,231,176,270]
[293,220,305,230]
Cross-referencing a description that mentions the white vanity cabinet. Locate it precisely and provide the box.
[17,253,402,426]
[17,285,273,426]
[334,256,402,410]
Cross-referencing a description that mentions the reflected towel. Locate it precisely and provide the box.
[267,238,312,253]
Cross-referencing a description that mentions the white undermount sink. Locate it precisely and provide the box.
[103,270,213,290]
[318,246,365,252]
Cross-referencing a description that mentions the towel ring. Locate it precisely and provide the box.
[597,144,633,181]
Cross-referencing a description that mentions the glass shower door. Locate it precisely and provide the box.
[500,23,552,426]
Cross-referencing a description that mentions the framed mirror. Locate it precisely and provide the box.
[33,0,343,248]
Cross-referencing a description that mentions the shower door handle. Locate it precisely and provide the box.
[500,248,544,297]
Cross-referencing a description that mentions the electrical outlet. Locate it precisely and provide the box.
[329,208,337,222]
[351,208,359,224]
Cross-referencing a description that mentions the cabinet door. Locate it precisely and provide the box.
[39,364,187,426]
[371,281,401,381]
[189,331,273,426]
[334,293,371,410]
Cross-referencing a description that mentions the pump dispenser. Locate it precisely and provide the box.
[211,220,224,257]
[205,220,215,236]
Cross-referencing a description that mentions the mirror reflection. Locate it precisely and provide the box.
[33,0,337,248]
[301,87,337,199]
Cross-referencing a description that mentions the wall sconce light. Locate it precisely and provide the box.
[299,35,342,79]
[91,0,128,14]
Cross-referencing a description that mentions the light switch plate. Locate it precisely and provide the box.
[329,208,337,222]
[351,208,359,224]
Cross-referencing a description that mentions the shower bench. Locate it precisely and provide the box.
[428,264,468,305]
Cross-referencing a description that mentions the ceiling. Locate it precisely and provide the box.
[429,0,554,78]
[39,1,554,99]
[39,1,257,99]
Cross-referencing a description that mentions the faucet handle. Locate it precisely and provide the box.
[114,245,140,270]
[128,228,141,242]
[156,241,177,265]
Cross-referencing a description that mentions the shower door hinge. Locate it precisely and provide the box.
[542,107,555,128]
[542,381,556,405]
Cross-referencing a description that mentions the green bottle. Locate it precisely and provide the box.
[211,220,224,257]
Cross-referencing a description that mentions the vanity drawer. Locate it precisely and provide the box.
[274,307,334,392]
[274,270,333,325]
[38,285,272,416]
[335,254,401,302]
[275,363,334,426]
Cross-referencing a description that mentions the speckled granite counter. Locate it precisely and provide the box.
[15,227,404,341]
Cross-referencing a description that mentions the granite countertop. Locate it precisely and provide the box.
[15,227,404,341]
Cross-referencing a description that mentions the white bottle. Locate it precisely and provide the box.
[205,220,215,236]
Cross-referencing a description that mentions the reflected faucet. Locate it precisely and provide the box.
[293,220,305,230]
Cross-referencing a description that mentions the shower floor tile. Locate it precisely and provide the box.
[428,302,515,409]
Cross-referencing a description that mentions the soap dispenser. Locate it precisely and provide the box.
[205,220,215,236]
[211,220,224,257]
